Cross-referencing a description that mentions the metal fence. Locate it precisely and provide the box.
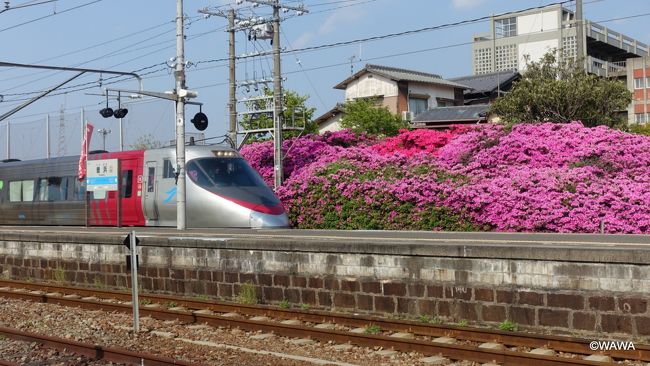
[1,98,178,161]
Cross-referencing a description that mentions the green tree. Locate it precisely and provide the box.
[240,88,316,143]
[339,97,406,136]
[130,134,163,150]
[490,51,632,128]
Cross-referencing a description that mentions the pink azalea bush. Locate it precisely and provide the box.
[241,123,650,233]
[240,130,372,187]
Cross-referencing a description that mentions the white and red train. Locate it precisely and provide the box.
[0,145,289,228]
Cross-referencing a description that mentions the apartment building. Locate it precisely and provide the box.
[627,57,650,125]
[472,4,648,77]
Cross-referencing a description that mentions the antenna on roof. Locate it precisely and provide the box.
[348,55,358,75]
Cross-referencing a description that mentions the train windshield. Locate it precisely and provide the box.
[186,157,281,208]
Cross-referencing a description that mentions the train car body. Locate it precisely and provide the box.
[0,145,288,228]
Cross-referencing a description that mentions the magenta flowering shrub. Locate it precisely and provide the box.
[372,128,458,156]
[276,148,478,230]
[242,124,650,233]
[240,130,372,186]
[439,123,650,233]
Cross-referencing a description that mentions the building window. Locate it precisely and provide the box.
[646,77,650,89]
[409,97,428,115]
[634,77,645,89]
[495,17,517,38]
[635,113,647,123]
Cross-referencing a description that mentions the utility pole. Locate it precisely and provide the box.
[200,1,306,188]
[272,0,283,189]
[175,0,188,230]
[228,9,237,148]
[575,0,585,72]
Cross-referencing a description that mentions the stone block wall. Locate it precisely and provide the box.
[1,232,649,340]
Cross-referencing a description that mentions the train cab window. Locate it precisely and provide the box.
[162,159,175,179]
[9,180,34,202]
[121,170,133,198]
[37,177,68,201]
[186,158,267,188]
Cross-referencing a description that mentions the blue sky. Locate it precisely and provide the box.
[1,0,649,159]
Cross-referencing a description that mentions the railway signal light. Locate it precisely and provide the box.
[191,109,208,131]
[99,107,114,118]
[113,108,128,118]
[99,92,128,119]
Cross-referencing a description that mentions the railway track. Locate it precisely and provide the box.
[0,279,646,366]
[0,325,202,366]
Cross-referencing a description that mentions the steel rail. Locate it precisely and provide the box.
[0,326,204,366]
[0,283,628,366]
[0,279,646,361]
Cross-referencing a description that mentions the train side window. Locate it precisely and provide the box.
[9,180,34,202]
[37,177,67,201]
[162,159,174,179]
[147,167,155,192]
[72,178,86,201]
[9,181,21,202]
[121,170,133,198]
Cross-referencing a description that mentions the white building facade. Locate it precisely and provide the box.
[472,4,648,77]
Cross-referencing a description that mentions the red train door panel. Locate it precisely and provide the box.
[89,151,145,226]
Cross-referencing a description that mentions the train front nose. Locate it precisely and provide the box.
[249,210,290,228]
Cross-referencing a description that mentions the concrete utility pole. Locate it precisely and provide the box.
[575,0,585,72]
[175,0,187,230]
[272,1,283,189]
[228,9,237,148]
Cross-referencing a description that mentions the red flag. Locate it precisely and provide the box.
[78,122,94,180]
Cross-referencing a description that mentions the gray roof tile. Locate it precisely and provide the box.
[413,105,489,123]
[334,64,468,90]
[450,70,519,93]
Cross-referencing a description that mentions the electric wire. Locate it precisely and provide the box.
[0,0,103,33]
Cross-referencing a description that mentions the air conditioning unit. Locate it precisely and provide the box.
[402,111,414,121]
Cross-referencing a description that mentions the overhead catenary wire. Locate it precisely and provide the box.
[0,0,103,33]
[2,2,647,112]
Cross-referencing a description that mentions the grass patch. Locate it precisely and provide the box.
[364,324,381,335]
[418,315,442,324]
[237,282,257,305]
[195,294,210,301]
[299,303,310,311]
[457,319,468,327]
[498,320,519,332]
[53,268,65,283]
[279,299,290,309]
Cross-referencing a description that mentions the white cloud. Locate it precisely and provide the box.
[451,0,486,10]
[291,7,365,50]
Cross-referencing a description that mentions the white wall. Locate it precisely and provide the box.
[345,73,397,100]
[408,82,456,109]
[317,115,343,133]
[517,10,558,36]
[518,39,559,70]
